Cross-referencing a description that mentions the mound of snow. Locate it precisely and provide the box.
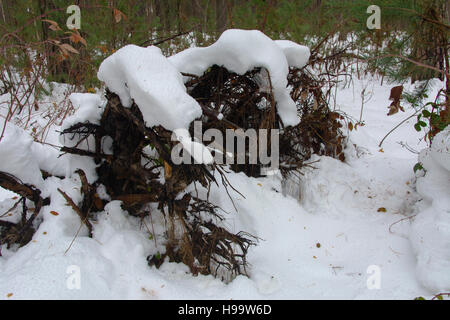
[98,45,202,132]
[275,40,310,69]
[97,45,213,164]
[410,126,450,292]
[64,93,105,128]
[0,123,44,188]
[169,29,309,127]
[0,123,82,188]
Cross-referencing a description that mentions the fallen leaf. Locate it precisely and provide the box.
[50,211,59,216]
[387,85,404,116]
[6,293,13,298]
[164,161,172,180]
[93,194,104,211]
[377,207,387,213]
[97,45,108,54]
[348,122,354,131]
[316,243,321,248]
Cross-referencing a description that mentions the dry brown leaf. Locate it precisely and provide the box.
[93,194,104,211]
[348,122,354,131]
[50,211,59,216]
[312,99,318,110]
[387,85,404,116]
[113,8,126,23]
[97,45,108,54]
[69,30,87,47]
[59,43,79,54]
[42,19,61,31]
[164,161,172,180]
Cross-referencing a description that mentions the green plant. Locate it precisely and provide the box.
[413,100,449,143]
[415,293,450,300]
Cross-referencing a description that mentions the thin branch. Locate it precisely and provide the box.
[372,54,449,78]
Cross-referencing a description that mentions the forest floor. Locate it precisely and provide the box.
[0,74,444,300]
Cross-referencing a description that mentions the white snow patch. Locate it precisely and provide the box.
[410,127,450,292]
[97,45,202,132]
[0,123,44,188]
[65,93,104,127]
[275,40,310,69]
[97,45,213,164]
[169,29,304,127]
[173,128,214,164]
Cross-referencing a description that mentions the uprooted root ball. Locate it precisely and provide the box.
[1,64,346,282]
[60,90,257,282]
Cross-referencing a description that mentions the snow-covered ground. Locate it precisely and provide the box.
[0,32,448,300]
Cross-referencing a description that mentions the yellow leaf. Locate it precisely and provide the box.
[7,293,13,298]
[164,161,172,180]
[257,183,262,187]
[377,207,387,213]
[97,45,108,54]
[379,148,384,153]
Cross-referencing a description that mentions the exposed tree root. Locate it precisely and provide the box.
[56,59,346,281]
[0,54,342,281]
[60,90,256,282]
[0,172,50,248]
[183,65,346,178]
